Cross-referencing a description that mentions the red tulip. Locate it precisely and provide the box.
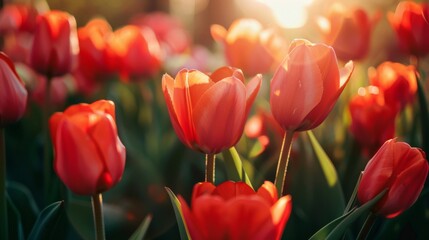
[369,61,417,112]
[162,66,261,154]
[388,1,429,57]
[317,4,379,61]
[348,86,396,157]
[29,10,79,77]
[0,3,39,33]
[0,52,28,126]
[178,181,292,240]
[109,25,162,81]
[270,39,354,132]
[49,100,126,195]
[211,18,287,76]
[358,139,428,218]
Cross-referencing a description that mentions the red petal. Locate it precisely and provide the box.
[192,195,227,240]
[90,99,116,119]
[213,181,255,201]
[191,182,216,206]
[271,195,292,240]
[257,181,278,205]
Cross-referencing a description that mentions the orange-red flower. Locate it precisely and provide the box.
[0,52,27,126]
[162,66,261,154]
[388,1,429,57]
[211,18,287,76]
[29,10,79,77]
[108,25,162,81]
[270,39,354,132]
[369,61,417,112]
[348,86,396,157]
[178,181,292,240]
[49,100,126,195]
[358,139,428,218]
[317,4,379,61]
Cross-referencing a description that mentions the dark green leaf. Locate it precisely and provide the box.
[128,214,152,240]
[28,201,65,240]
[6,194,25,240]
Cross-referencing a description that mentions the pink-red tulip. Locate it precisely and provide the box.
[317,4,379,61]
[49,100,126,195]
[178,181,292,240]
[211,18,287,76]
[388,1,429,57]
[369,61,417,112]
[29,10,79,77]
[270,39,354,132]
[162,66,261,154]
[348,86,396,157]
[0,3,38,34]
[0,52,28,126]
[358,139,428,218]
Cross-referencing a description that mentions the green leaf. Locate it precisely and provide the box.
[6,194,25,240]
[221,147,253,189]
[309,210,353,240]
[28,201,65,240]
[128,214,152,240]
[165,187,190,240]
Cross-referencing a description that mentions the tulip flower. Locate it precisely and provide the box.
[358,139,428,218]
[369,61,417,112]
[29,10,79,78]
[317,4,379,61]
[49,100,126,195]
[108,25,162,81]
[178,181,292,240]
[211,18,287,76]
[270,39,354,132]
[162,66,261,154]
[388,1,429,57]
[349,86,396,157]
[0,52,28,126]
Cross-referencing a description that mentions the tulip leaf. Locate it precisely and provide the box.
[165,187,190,240]
[128,214,152,240]
[221,147,254,189]
[6,194,25,240]
[28,201,65,240]
[308,210,353,240]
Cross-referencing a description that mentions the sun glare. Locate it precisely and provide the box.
[256,0,314,28]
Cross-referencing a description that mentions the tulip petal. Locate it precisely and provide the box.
[178,195,205,240]
[210,24,227,42]
[213,181,254,201]
[245,74,262,115]
[193,77,246,153]
[90,99,116,119]
[192,195,227,240]
[191,182,216,206]
[257,181,278,205]
[270,195,292,240]
[54,116,104,195]
[210,66,244,83]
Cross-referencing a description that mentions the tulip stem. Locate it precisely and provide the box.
[43,77,52,203]
[205,153,216,183]
[0,127,8,240]
[357,212,376,240]
[274,130,294,196]
[91,193,106,240]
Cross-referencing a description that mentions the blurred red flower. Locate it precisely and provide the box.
[358,139,428,218]
[49,100,126,195]
[178,181,292,240]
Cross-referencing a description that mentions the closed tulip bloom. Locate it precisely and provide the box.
[388,1,429,57]
[30,10,79,77]
[178,181,292,240]
[162,66,261,154]
[317,4,379,61]
[0,52,28,126]
[349,86,396,157]
[49,100,126,195]
[369,61,417,112]
[358,139,428,218]
[211,18,287,76]
[270,39,354,132]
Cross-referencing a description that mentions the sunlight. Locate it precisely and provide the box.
[256,0,314,28]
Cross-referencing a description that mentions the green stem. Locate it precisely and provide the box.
[91,193,106,240]
[357,212,376,240]
[205,153,216,184]
[43,77,52,203]
[274,130,294,196]
[0,128,8,240]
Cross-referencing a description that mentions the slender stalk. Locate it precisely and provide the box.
[43,77,52,202]
[91,193,106,240]
[0,127,8,240]
[205,153,216,183]
[357,212,376,240]
[274,130,294,196]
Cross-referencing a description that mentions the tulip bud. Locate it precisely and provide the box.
[358,139,429,218]
[49,100,126,195]
[270,39,354,132]
[178,181,292,240]
[162,66,261,154]
[29,10,79,78]
[0,52,28,126]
